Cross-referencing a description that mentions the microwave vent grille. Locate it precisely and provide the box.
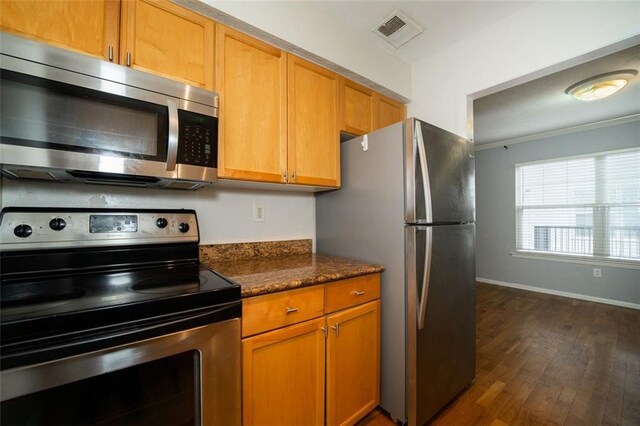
[165,181,202,190]
[2,168,58,181]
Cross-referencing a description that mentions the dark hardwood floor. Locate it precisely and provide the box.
[359,282,640,426]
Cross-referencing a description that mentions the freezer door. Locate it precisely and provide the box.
[406,119,475,224]
[406,223,476,426]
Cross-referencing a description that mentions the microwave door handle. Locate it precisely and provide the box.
[166,100,179,171]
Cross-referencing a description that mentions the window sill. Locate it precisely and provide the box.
[510,251,640,270]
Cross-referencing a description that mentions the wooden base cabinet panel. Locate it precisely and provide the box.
[120,0,214,89]
[0,0,120,60]
[242,318,326,426]
[326,301,381,426]
[216,25,287,183]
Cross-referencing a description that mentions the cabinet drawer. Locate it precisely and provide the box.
[242,285,325,337]
[325,274,380,314]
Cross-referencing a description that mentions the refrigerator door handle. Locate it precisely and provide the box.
[418,226,432,330]
[415,120,433,224]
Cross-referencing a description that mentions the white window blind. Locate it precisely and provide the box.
[515,148,640,263]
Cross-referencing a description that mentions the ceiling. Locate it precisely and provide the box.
[473,44,640,146]
[313,1,534,64]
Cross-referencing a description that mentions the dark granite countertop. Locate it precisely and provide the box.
[201,253,384,297]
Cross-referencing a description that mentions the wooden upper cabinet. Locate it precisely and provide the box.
[373,92,406,130]
[120,0,214,89]
[326,300,381,426]
[0,0,120,61]
[216,25,287,183]
[288,55,340,188]
[340,77,374,136]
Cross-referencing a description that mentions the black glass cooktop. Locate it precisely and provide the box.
[0,262,240,369]
[1,262,236,322]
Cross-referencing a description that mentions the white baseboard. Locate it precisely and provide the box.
[476,277,640,311]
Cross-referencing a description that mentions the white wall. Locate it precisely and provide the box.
[409,1,640,138]
[0,179,316,245]
[201,0,412,99]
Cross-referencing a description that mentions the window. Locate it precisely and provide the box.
[515,148,640,264]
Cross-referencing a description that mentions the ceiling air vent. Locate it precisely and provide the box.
[373,11,423,48]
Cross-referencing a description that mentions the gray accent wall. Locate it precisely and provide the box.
[475,120,640,306]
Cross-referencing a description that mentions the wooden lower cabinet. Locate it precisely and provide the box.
[242,318,326,425]
[242,274,381,425]
[326,301,381,426]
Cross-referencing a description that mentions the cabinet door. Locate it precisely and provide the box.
[120,0,214,89]
[0,0,120,61]
[340,77,373,136]
[243,318,326,426]
[288,55,340,188]
[373,93,406,130]
[216,25,287,183]
[326,300,381,426]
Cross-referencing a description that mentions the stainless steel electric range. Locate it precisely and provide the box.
[0,208,241,425]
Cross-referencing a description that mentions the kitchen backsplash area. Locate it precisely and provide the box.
[200,239,312,262]
[0,178,316,246]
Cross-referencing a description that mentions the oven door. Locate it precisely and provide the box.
[0,318,240,426]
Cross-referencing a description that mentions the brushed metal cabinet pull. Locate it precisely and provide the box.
[352,290,365,296]
[285,307,298,314]
[291,170,296,182]
[126,52,132,66]
[108,46,114,62]
[283,171,288,181]
[331,323,339,336]
[321,326,327,338]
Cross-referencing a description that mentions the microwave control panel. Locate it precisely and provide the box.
[177,111,218,168]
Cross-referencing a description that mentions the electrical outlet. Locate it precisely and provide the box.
[593,268,602,278]
[253,203,265,223]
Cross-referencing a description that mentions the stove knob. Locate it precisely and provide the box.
[14,224,33,238]
[156,218,168,229]
[49,218,67,231]
[178,222,190,233]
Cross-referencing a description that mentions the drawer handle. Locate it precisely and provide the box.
[285,307,298,314]
[332,323,340,336]
[352,290,365,296]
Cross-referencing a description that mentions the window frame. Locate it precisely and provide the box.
[514,146,640,268]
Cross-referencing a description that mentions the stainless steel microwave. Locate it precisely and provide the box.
[0,33,218,190]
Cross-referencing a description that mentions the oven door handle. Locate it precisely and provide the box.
[1,304,241,404]
[166,99,179,172]
[0,300,241,376]
[77,301,241,347]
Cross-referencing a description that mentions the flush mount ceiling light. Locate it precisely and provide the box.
[565,70,638,101]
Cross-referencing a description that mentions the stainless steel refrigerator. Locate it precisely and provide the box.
[316,118,476,425]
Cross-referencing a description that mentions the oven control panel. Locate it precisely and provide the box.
[0,209,199,251]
